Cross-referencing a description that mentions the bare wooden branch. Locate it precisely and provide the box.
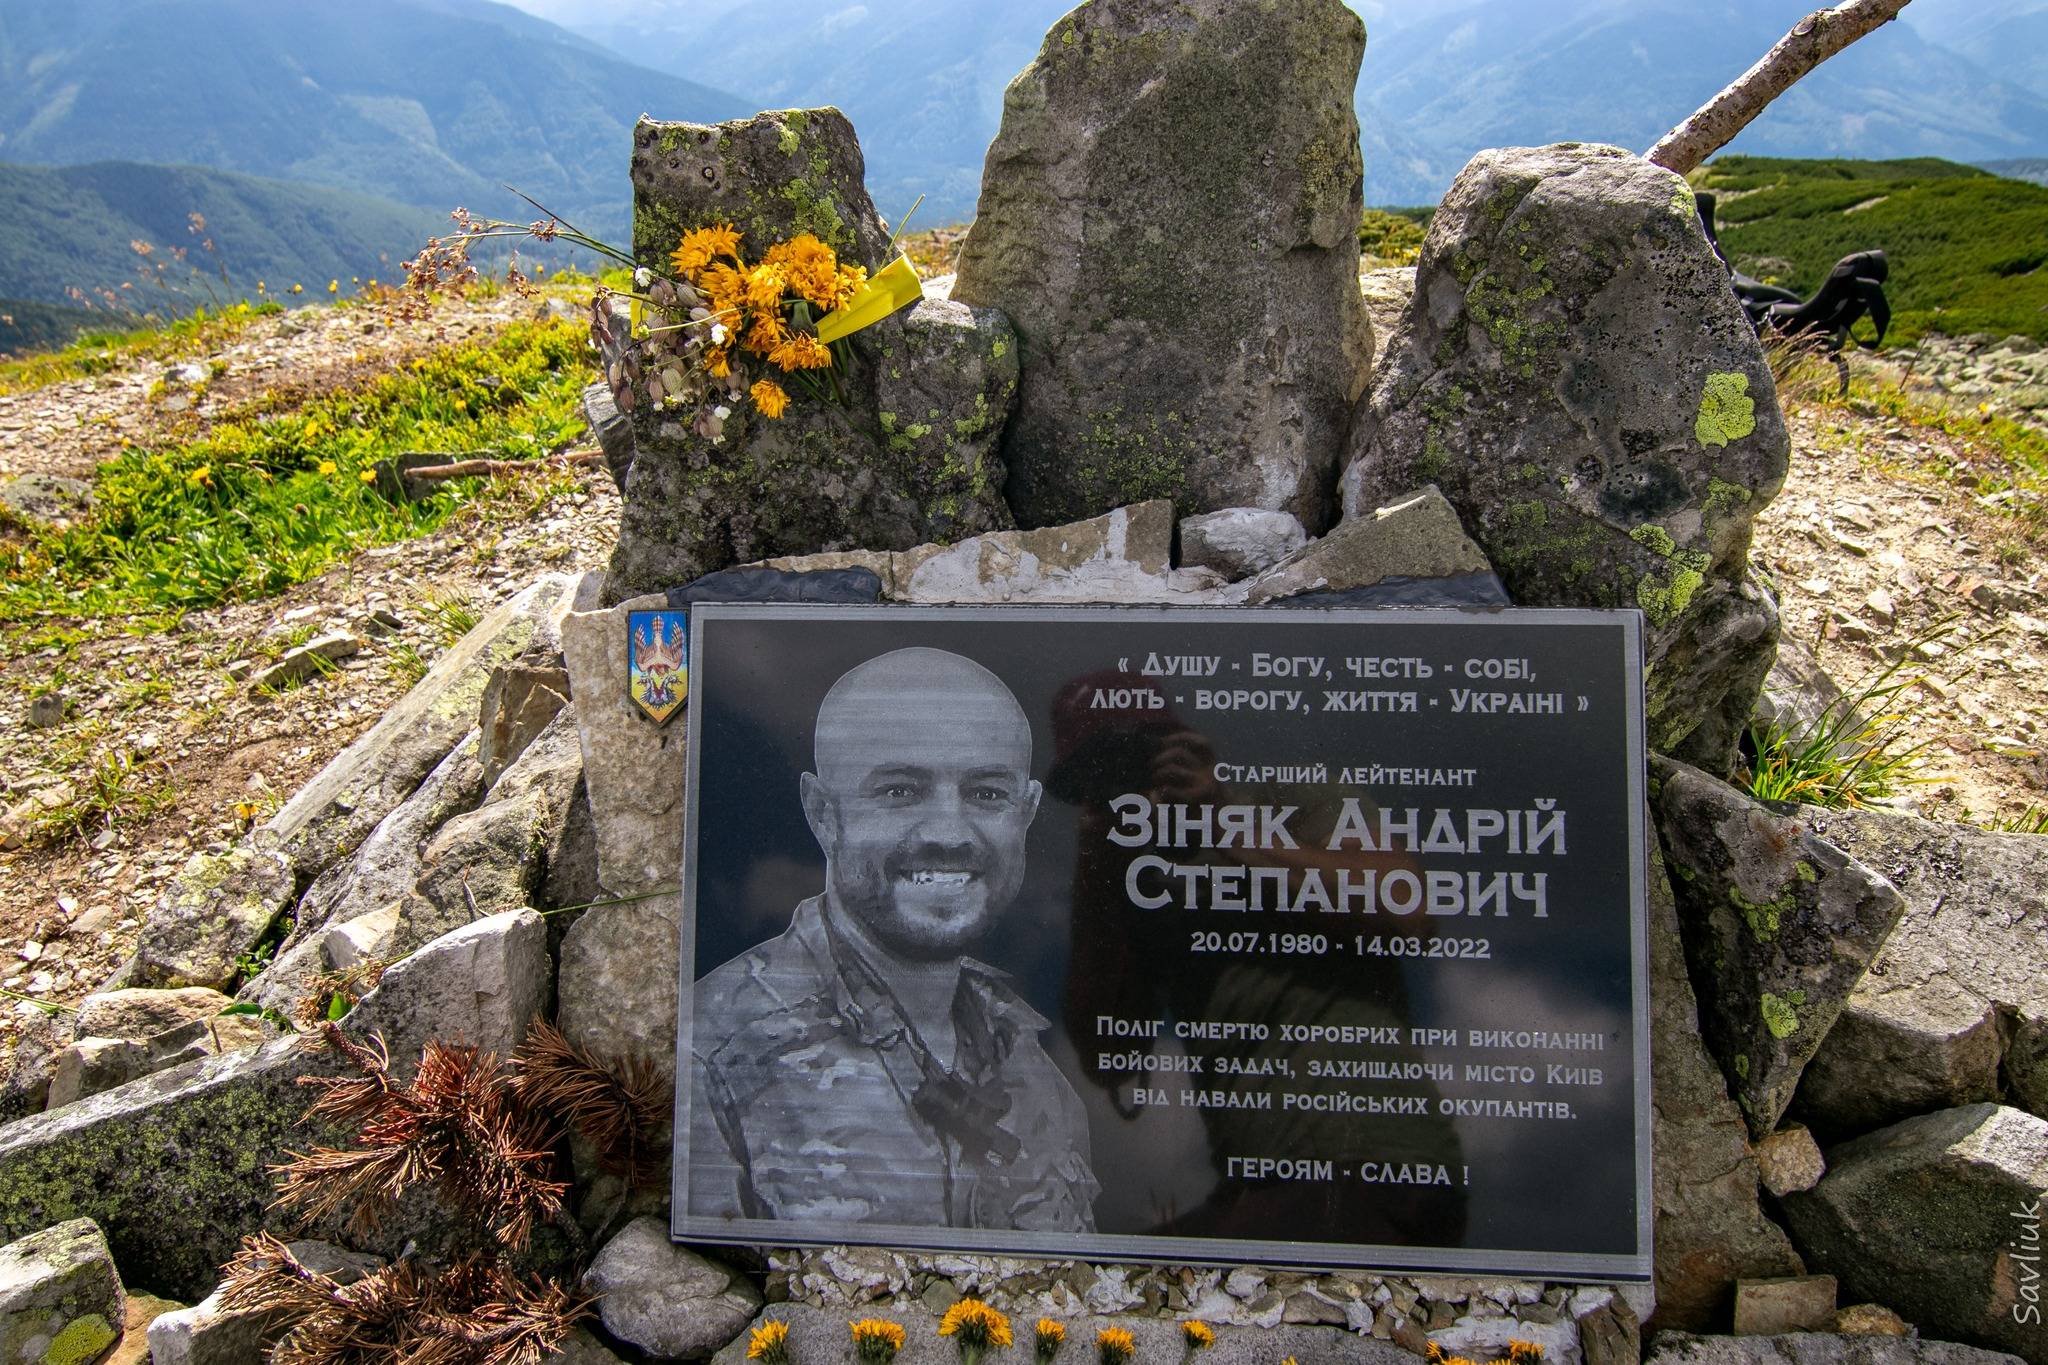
[402,449,603,485]
[1646,0,1913,176]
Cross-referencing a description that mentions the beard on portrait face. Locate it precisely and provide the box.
[827,832,1014,962]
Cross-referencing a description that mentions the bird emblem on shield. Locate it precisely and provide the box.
[627,609,687,725]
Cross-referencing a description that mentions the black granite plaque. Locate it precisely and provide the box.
[672,605,1649,1281]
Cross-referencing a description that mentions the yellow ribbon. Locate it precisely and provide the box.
[815,255,924,344]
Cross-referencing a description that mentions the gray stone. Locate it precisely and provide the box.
[268,729,485,989]
[478,663,569,790]
[1651,756,1906,1136]
[561,584,688,900]
[583,380,635,491]
[1754,1125,1827,1198]
[128,575,577,992]
[711,1305,1417,1365]
[322,904,399,972]
[584,1217,761,1360]
[603,110,1014,603]
[145,1240,382,1365]
[1573,1289,1643,1365]
[1645,846,1803,1331]
[345,908,550,1077]
[395,711,584,951]
[1794,805,2048,1136]
[0,1217,122,1365]
[952,0,1370,532]
[260,574,577,881]
[0,474,91,528]
[1646,1333,2024,1365]
[1732,1276,1838,1335]
[1179,508,1309,581]
[1341,144,1789,763]
[557,894,680,1095]
[131,837,295,991]
[0,1009,70,1122]
[1783,1104,2047,1359]
[247,633,362,692]
[24,694,63,731]
[51,1013,274,1114]
[1243,484,1496,605]
[0,1039,329,1298]
[554,1327,633,1364]
[73,987,231,1043]
[1754,635,1849,744]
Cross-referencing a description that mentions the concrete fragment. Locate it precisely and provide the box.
[1179,508,1309,581]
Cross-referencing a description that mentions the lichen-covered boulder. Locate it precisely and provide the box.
[0,1218,123,1365]
[1644,847,1803,1331]
[1794,805,2048,1136]
[951,0,1372,533]
[1782,1104,2048,1359]
[1341,144,1789,767]
[1651,757,1906,1138]
[602,109,1016,603]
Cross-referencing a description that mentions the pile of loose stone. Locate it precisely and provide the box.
[2,0,2046,1361]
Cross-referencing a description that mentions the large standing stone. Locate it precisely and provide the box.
[1651,757,1905,1137]
[951,0,1372,533]
[0,1218,123,1365]
[1781,1104,2048,1359]
[603,110,1016,603]
[1645,848,1803,1331]
[561,585,687,901]
[1794,805,2048,1136]
[584,1218,761,1360]
[1341,144,1789,765]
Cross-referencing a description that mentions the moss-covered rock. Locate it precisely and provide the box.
[1651,756,1905,1139]
[1342,144,1790,769]
[950,0,1371,533]
[0,1218,123,1365]
[605,111,1015,602]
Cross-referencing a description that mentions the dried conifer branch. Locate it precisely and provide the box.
[1646,0,1913,175]
[508,1017,672,1188]
[273,1024,569,1252]
[219,1232,592,1365]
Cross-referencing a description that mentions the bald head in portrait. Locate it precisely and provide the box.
[686,648,1100,1232]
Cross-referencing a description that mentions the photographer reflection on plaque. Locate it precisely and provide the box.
[687,647,1102,1231]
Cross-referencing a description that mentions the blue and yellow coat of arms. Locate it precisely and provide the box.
[627,609,688,725]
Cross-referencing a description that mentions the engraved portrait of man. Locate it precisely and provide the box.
[687,646,1101,1232]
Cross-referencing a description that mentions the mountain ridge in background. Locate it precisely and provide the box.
[0,0,750,242]
[549,0,2048,215]
[0,160,446,315]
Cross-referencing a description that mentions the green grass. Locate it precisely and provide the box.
[0,300,285,397]
[1696,155,2048,345]
[1740,636,1943,809]
[0,316,591,621]
[1776,340,2048,535]
[1359,208,1431,266]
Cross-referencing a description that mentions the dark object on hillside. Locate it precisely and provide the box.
[1697,192,1891,394]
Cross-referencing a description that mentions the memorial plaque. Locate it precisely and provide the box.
[672,605,1650,1281]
